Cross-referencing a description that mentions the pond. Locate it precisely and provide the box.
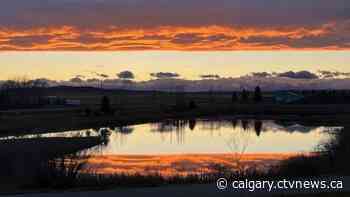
[85,119,340,155]
[0,118,342,176]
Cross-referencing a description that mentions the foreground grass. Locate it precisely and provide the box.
[277,125,350,176]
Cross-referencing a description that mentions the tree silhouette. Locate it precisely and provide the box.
[254,86,263,103]
[241,119,249,131]
[101,96,111,114]
[188,100,197,110]
[209,89,215,103]
[254,120,263,136]
[189,119,197,130]
[241,89,249,103]
[231,119,238,129]
[231,92,238,103]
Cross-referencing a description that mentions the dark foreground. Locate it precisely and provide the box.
[3,184,349,197]
[2,89,350,196]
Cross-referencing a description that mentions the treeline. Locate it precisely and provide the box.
[231,86,263,104]
[0,78,49,109]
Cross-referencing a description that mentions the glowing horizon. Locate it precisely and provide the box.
[0,51,349,81]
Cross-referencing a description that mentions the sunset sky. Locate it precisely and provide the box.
[1,0,350,80]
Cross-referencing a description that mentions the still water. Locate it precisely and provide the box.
[85,119,340,155]
[0,118,342,175]
[2,118,341,155]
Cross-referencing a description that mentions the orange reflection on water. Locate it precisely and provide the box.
[83,153,297,177]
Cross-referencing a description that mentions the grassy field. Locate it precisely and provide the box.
[1,105,350,136]
[1,88,350,135]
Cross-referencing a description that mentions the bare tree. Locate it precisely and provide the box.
[226,120,252,173]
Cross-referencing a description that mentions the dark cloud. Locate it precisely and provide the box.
[91,72,109,78]
[86,78,100,83]
[289,34,350,49]
[117,70,135,80]
[318,70,350,78]
[171,33,204,44]
[75,75,86,79]
[26,74,350,91]
[0,0,350,50]
[150,72,180,79]
[69,77,84,83]
[200,74,221,79]
[6,69,350,91]
[206,34,235,42]
[318,70,339,78]
[1,9,350,50]
[239,30,350,49]
[59,34,119,45]
[171,33,236,45]
[3,35,54,47]
[2,0,349,28]
[241,36,291,46]
[250,72,273,78]
[1,0,350,50]
[277,71,319,79]
[141,35,170,41]
[249,70,350,80]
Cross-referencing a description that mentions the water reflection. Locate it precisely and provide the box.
[82,119,341,155]
[115,126,134,135]
[0,118,343,178]
[83,153,294,176]
[0,129,100,140]
[0,119,342,155]
[255,120,263,136]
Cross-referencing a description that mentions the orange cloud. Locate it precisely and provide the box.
[0,22,348,51]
